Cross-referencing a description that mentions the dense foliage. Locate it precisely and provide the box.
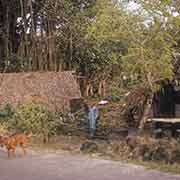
[0,103,88,143]
[0,0,179,93]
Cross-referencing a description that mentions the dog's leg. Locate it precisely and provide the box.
[7,149,11,158]
[21,144,27,156]
[12,148,16,157]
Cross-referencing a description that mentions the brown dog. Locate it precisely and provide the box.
[0,132,32,157]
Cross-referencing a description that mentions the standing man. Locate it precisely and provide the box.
[88,103,99,138]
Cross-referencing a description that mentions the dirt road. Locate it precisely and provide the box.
[0,149,179,180]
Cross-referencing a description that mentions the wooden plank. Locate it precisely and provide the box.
[147,118,180,123]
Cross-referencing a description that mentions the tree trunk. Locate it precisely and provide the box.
[69,31,73,70]
[98,79,106,97]
[139,92,153,131]
[86,81,93,97]
[5,5,9,61]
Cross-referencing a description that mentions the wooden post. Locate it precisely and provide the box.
[139,93,153,131]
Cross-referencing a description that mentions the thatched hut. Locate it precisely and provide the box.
[0,71,82,112]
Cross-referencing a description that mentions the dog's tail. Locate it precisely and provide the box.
[26,132,33,138]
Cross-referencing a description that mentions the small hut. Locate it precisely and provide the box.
[122,81,180,135]
[0,71,82,112]
[122,54,180,134]
[123,54,180,127]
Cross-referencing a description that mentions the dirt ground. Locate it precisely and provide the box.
[28,134,180,174]
[0,147,180,180]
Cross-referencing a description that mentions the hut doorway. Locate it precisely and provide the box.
[152,81,180,118]
[153,82,175,118]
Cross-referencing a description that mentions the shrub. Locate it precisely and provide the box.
[9,103,60,143]
[0,103,88,142]
[0,104,14,123]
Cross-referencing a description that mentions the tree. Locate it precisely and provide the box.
[0,0,179,99]
[74,0,142,96]
[123,19,174,89]
[121,0,179,129]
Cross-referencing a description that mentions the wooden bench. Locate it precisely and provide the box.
[147,118,180,138]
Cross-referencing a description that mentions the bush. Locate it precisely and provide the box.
[0,103,88,142]
[0,104,14,135]
[0,104,14,123]
[9,103,60,143]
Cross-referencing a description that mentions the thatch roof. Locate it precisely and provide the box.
[0,71,81,111]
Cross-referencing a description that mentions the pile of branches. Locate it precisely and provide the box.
[121,86,151,127]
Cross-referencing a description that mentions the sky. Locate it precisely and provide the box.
[126,1,141,11]
[126,1,179,17]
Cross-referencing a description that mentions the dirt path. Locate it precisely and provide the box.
[0,149,179,180]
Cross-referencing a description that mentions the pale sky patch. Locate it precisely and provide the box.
[126,1,141,11]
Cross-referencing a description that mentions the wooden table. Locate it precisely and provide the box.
[147,118,180,137]
[147,118,180,124]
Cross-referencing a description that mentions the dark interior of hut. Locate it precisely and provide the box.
[151,81,180,134]
[153,82,175,118]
